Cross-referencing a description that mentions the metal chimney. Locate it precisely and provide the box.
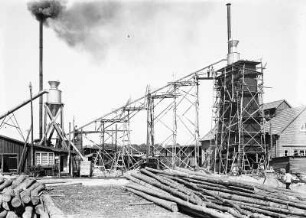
[226,3,231,54]
[39,20,43,139]
[226,3,240,65]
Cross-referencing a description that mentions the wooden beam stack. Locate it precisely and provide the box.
[0,175,65,218]
[125,168,306,218]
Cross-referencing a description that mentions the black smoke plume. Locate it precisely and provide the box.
[27,0,65,21]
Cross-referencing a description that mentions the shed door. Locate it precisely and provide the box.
[2,154,18,173]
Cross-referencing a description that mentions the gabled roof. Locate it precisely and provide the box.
[262,99,291,111]
[264,106,306,134]
[200,126,216,141]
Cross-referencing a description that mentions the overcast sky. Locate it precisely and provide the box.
[0,0,305,142]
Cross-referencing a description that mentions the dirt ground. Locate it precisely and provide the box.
[46,178,191,218]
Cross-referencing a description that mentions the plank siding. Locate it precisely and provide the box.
[270,156,306,173]
[277,108,306,157]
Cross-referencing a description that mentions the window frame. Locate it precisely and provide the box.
[35,152,55,166]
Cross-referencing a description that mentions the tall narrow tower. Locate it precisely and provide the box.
[213,4,265,173]
[39,81,65,147]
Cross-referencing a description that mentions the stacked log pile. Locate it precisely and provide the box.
[0,175,65,218]
[125,168,306,218]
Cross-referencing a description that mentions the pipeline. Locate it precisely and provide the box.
[0,90,48,120]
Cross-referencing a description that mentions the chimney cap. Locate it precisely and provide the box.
[48,80,60,89]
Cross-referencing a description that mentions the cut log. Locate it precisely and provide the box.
[126,183,234,218]
[35,204,49,218]
[11,191,22,208]
[22,206,33,218]
[20,190,31,204]
[5,211,18,218]
[31,195,40,206]
[2,187,14,202]
[0,210,7,218]
[11,175,27,189]
[14,178,36,195]
[27,182,41,192]
[42,194,65,218]
[126,187,178,212]
[31,183,46,205]
[2,201,10,211]
[0,177,5,185]
[31,183,45,196]
[0,180,12,191]
[131,173,202,205]
[125,174,169,196]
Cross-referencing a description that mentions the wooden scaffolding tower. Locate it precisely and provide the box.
[213,60,266,174]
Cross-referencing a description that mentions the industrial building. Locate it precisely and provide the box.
[0,134,72,174]
[0,81,82,175]
[200,99,306,173]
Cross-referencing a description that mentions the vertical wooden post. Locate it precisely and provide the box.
[172,84,177,169]
[68,122,71,176]
[30,83,34,167]
[194,75,200,167]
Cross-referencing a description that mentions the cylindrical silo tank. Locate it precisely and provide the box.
[227,39,240,65]
[47,81,62,116]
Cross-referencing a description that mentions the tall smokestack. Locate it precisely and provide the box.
[27,0,65,139]
[226,3,240,65]
[39,19,43,139]
[226,3,231,54]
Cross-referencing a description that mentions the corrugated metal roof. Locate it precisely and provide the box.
[262,99,288,111]
[264,106,306,134]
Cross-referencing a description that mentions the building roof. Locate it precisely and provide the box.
[264,106,306,135]
[0,134,71,154]
[261,99,291,111]
[200,126,216,141]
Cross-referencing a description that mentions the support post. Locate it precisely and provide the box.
[68,122,71,176]
[172,84,177,169]
[194,76,200,167]
[30,83,34,167]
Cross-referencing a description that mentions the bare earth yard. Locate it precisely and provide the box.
[46,178,191,218]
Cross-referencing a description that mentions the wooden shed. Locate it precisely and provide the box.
[0,135,71,174]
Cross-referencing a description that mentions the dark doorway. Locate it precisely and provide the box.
[60,155,64,171]
[1,154,18,173]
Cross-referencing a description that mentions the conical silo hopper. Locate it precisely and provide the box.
[47,80,62,116]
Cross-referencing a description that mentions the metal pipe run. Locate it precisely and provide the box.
[0,90,48,120]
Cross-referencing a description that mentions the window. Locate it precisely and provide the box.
[300,150,305,156]
[284,150,288,157]
[36,152,55,166]
[294,150,298,157]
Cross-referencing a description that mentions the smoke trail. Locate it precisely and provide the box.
[27,0,65,21]
[49,1,121,57]
[27,1,214,61]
